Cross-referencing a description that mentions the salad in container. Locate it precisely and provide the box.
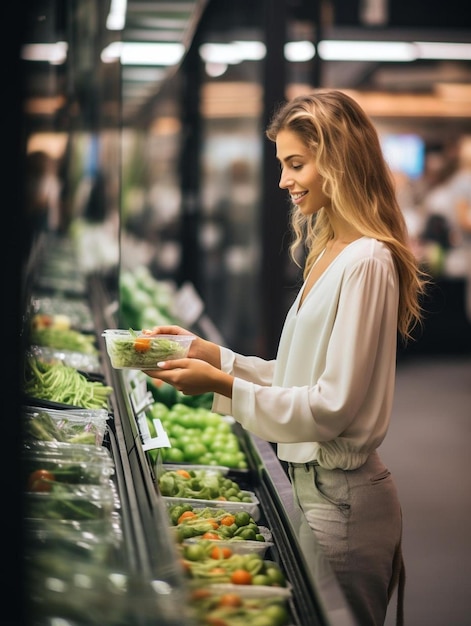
[103,329,195,369]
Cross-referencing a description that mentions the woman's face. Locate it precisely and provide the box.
[276,129,330,216]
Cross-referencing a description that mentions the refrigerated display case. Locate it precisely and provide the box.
[96,272,357,626]
[19,236,356,625]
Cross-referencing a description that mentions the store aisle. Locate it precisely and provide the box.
[382,354,471,626]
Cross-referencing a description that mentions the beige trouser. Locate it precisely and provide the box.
[289,451,404,626]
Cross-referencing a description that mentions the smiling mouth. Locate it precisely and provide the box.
[290,191,308,202]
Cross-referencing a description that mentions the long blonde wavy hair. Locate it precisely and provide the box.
[266,89,428,343]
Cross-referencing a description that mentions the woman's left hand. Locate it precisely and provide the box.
[145,358,233,398]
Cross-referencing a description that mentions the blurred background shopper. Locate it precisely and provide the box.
[449,135,471,320]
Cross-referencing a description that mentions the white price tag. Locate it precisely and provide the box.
[138,413,171,450]
[174,282,204,325]
[131,390,154,415]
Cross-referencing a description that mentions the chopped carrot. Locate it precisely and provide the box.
[230,569,253,585]
[178,511,197,524]
[190,588,211,601]
[202,532,220,540]
[175,469,191,479]
[218,593,243,607]
[210,567,226,576]
[210,545,232,560]
[134,337,151,353]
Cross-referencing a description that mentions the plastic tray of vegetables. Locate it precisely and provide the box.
[167,504,268,542]
[23,405,108,446]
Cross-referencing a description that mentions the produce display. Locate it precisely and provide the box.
[147,378,213,410]
[184,536,274,561]
[30,325,99,355]
[168,505,266,543]
[24,356,113,409]
[146,402,248,469]
[25,483,117,521]
[188,587,291,626]
[29,344,101,373]
[25,515,123,567]
[158,467,254,502]
[24,441,119,524]
[32,313,73,331]
[24,450,115,488]
[103,329,194,369]
[32,297,94,331]
[119,266,182,330]
[23,407,108,446]
[34,244,87,295]
[25,556,179,626]
[181,546,288,588]
[23,258,295,626]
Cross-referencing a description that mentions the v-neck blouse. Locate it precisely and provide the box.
[297,240,351,312]
[213,237,399,470]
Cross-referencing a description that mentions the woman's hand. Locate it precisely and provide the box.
[142,325,221,368]
[145,358,233,398]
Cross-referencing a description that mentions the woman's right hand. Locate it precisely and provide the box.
[142,325,221,369]
[143,324,193,338]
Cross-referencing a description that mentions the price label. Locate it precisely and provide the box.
[174,282,204,325]
[137,413,171,450]
[131,390,154,415]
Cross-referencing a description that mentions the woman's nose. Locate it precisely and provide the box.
[279,171,292,189]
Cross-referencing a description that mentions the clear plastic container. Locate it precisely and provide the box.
[161,464,230,475]
[28,344,102,373]
[164,493,260,521]
[25,512,123,565]
[25,483,118,521]
[23,406,108,447]
[103,330,195,369]
[183,527,274,556]
[157,466,253,503]
[167,504,264,542]
[192,582,292,598]
[22,439,113,462]
[25,559,192,626]
[23,449,115,488]
[182,551,290,589]
[187,584,292,626]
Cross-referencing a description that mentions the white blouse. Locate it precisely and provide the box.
[213,237,399,470]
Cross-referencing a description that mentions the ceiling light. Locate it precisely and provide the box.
[318,40,416,62]
[101,42,185,66]
[232,41,266,61]
[21,42,68,64]
[122,67,167,82]
[121,42,185,66]
[317,40,471,62]
[205,62,228,77]
[106,0,127,31]
[284,41,315,62]
[415,42,471,60]
[199,41,266,65]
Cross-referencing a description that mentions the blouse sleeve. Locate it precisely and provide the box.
[223,256,398,443]
[212,347,276,416]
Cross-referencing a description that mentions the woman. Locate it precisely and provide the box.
[146,90,428,625]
